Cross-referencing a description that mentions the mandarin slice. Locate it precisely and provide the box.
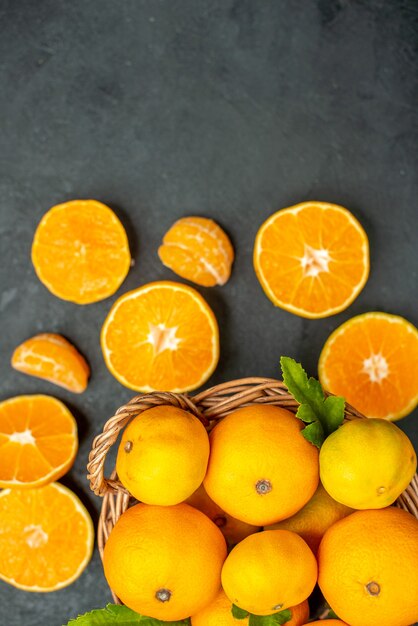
[253,201,369,318]
[101,281,219,392]
[0,395,77,488]
[0,483,93,591]
[319,312,418,420]
[31,199,131,304]
[158,216,234,287]
[12,333,90,393]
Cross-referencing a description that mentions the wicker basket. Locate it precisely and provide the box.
[87,377,418,608]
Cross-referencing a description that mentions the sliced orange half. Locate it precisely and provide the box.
[254,201,370,318]
[0,483,93,591]
[158,216,234,287]
[31,199,131,304]
[319,312,418,420]
[0,395,78,488]
[101,281,219,392]
[12,333,90,393]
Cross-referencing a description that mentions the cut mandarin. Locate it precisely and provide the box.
[31,199,131,304]
[319,312,418,420]
[0,395,78,488]
[253,201,369,318]
[158,216,234,287]
[101,281,219,392]
[12,333,90,393]
[0,482,94,591]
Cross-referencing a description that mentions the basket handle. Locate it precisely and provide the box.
[87,391,208,497]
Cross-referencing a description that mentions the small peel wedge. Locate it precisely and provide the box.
[12,333,90,393]
[0,482,93,592]
[0,395,78,488]
[101,281,219,393]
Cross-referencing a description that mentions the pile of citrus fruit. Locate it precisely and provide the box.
[101,361,418,626]
[0,195,417,626]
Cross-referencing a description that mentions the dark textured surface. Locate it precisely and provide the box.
[0,1,417,624]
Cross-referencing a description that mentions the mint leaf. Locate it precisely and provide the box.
[248,609,292,625]
[232,604,250,619]
[280,356,345,447]
[65,604,191,626]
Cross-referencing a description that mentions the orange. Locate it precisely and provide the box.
[253,201,369,318]
[318,507,418,626]
[186,484,261,548]
[158,216,234,287]
[303,622,348,625]
[319,312,418,420]
[203,405,319,525]
[12,333,90,393]
[319,418,416,509]
[191,589,309,626]
[0,482,93,591]
[101,281,219,392]
[221,530,317,615]
[116,405,209,505]
[265,483,354,554]
[0,395,77,488]
[103,502,227,621]
[32,199,131,304]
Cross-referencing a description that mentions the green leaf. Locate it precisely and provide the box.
[301,420,324,447]
[248,609,292,625]
[323,395,345,433]
[65,603,191,626]
[327,609,339,619]
[232,604,250,619]
[280,356,345,446]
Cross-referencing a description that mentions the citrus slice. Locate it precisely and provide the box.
[0,395,78,488]
[0,482,93,591]
[12,333,90,393]
[319,312,418,420]
[253,201,369,318]
[31,199,131,304]
[158,217,234,286]
[101,281,219,392]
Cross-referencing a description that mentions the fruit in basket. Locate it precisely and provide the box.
[253,201,369,318]
[12,333,90,393]
[0,482,93,591]
[265,482,354,554]
[186,484,261,547]
[203,405,319,525]
[0,395,77,488]
[318,507,418,626]
[101,281,219,392]
[103,502,227,620]
[318,312,418,420]
[158,216,234,287]
[116,405,210,505]
[319,418,416,509]
[191,588,309,625]
[304,621,348,625]
[221,529,317,615]
[31,199,131,304]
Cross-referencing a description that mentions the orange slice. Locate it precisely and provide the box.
[31,199,131,304]
[0,395,78,488]
[12,333,90,393]
[319,312,418,420]
[101,281,219,392]
[158,217,234,287]
[0,482,93,591]
[253,202,369,318]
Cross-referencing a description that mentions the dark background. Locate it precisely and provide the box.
[1,1,417,624]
